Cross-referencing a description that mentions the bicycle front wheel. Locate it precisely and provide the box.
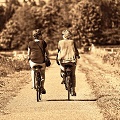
[37,88,41,102]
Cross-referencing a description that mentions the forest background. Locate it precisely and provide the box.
[0,0,120,50]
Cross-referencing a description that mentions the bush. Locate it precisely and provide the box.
[103,52,120,67]
[91,47,120,67]
[0,55,30,77]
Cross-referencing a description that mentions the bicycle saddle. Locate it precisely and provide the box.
[64,64,73,68]
[33,65,42,69]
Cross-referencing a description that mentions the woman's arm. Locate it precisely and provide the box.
[74,41,80,58]
[45,46,49,58]
[28,47,31,60]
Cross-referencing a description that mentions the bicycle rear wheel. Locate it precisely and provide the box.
[66,76,71,101]
[36,76,42,102]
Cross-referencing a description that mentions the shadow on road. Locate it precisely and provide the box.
[46,98,97,102]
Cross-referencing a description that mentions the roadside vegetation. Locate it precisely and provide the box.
[0,50,57,77]
[0,53,29,77]
[103,51,120,67]
[91,47,120,68]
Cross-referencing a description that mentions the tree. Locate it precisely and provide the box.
[5,0,20,22]
[41,0,77,49]
[11,4,36,49]
[41,1,65,49]
[1,0,120,50]
[0,4,36,50]
[70,0,103,46]
[99,0,120,45]
[0,6,5,31]
[0,20,20,49]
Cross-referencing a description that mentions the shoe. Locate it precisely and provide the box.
[71,91,76,96]
[71,88,76,96]
[31,87,36,89]
[61,80,65,84]
[41,88,46,94]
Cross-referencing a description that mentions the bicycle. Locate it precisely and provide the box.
[33,65,43,102]
[62,63,73,101]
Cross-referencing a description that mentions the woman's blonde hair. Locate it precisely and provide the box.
[62,30,72,39]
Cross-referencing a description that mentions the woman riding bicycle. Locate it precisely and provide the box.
[57,29,80,96]
[28,29,49,94]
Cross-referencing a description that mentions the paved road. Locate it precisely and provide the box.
[1,58,103,120]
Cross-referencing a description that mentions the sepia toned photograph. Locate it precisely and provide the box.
[0,0,120,120]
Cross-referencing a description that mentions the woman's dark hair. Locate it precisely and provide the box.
[33,29,42,39]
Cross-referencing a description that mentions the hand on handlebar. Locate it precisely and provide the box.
[77,56,80,59]
[28,57,30,62]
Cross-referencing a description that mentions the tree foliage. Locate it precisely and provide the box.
[5,0,20,22]
[0,4,36,50]
[0,6,5,32]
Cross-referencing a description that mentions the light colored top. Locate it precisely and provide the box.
[58,39,78,63]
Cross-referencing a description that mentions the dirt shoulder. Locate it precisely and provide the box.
[78,54,120,120]
[0,70,31,114]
